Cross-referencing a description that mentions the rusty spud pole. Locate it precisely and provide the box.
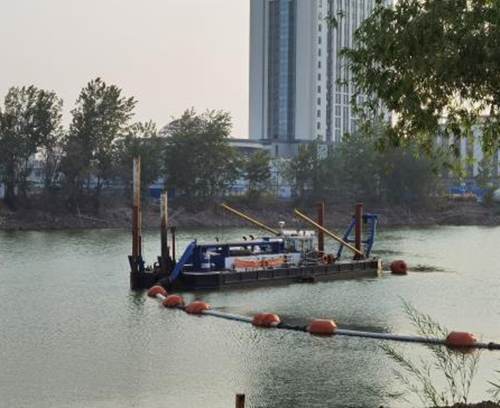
[160,192,169,271]
[132,157,142,272]
[294,209,364,258]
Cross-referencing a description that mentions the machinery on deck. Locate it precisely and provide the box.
[128,158,381,291]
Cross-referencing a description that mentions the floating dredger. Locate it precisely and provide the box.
[129,157,382,291]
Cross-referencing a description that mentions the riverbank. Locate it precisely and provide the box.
[1,200,500,231]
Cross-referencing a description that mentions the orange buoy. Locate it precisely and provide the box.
[162,294,185,308]
[445,331,477,348]
[185,301,211,315]
[390,260,408,275]
[308,319,337,335]
[252,313,281,327]
[147,286,167,298]
[252,314,264,326]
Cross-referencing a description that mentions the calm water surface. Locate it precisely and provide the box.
[0,226,499,407]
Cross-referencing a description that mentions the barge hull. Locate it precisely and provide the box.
[131,258,382,291]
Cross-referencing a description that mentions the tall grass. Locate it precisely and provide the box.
[489,368,500,403]
[381,301,482,407]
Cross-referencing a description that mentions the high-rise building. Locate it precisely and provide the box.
[249,0,376,156]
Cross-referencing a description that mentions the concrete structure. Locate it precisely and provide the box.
[249,0,376,157]
[228,138,272,157]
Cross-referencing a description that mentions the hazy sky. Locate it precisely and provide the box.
[0,0,250,136]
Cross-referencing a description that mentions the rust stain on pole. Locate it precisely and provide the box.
[132,157,142,272]
[160,192,169,272]
[317,202,325,255]
[354,203,363,260]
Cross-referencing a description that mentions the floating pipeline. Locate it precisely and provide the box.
[146,287,500,351]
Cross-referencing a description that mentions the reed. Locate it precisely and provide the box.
[489,368,500,403]
[381,301,482,407]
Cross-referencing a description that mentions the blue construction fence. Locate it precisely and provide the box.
[449,183,487,198]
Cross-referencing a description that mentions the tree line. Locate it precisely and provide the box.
[3,0,500,212]
[0,79,271,210]
[0,78,446,212]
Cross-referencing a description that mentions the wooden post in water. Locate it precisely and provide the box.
[160,192,169,272]
[235,394,245,408]
[317,202,325,255]
[132,157,142,272]
[354,203,363,260]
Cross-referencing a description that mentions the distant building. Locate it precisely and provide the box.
[438,124,500,181]
[228,138,272,157]
[249,0,376,157]
[228,138,292,198]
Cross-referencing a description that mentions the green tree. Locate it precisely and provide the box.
[340,0,500,159]
[242,150,272,198]
[329,131,382,203]
[475,156,498,205]
[0,86,62,206]
[40,132,63,198]
[162,108,239,201]
[61,78,136,208]
[286,141,329,200]
[114,121,165,199]
[381,147,439,204]
[324,126,440,205]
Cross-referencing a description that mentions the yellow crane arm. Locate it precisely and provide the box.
[221,203,279,236]
[294,209,365,258]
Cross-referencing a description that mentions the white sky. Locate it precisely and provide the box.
[0,0,250,137]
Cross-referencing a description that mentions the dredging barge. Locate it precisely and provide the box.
[128,158,382,291]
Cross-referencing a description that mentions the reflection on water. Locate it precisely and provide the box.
[0,226,499,407]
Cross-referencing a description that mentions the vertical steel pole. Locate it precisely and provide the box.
[317,202,325,255]
[354,203,363,260]
[171,226,177,263]
[160,192,169,272]
[132,157,142,272]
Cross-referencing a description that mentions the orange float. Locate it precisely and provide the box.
[162,294,185,308]
[185,301,211,315]
[445,331,477,348]
[390,260,408,275]
[308,319,337,335]
[147,286,167,298]
[252,313,281,327]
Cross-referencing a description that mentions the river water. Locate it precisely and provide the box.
[0,226,499,407]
